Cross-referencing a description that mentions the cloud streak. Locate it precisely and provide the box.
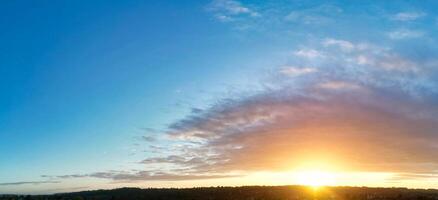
[207,0,259,22]
[391,12,426,21]
[0,181,60,186]
[44,171,239,182]
[388,29,424,39]
[284,4,343,25]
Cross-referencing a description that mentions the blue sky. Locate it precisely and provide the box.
[2,0,438,194]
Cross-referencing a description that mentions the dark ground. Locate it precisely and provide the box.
[2,185,438,200]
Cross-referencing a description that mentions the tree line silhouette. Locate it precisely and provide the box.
[2,186,438,200]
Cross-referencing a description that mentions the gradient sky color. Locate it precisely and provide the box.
[2,0,438,194]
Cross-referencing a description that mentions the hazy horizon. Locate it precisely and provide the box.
[3,184,438,196]
[2,0,438,195]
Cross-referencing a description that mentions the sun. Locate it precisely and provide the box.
[293,170,337,188]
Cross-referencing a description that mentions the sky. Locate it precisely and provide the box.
[2,0,438,194]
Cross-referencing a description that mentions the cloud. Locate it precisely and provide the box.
[355,52,419,73]
[391,12,426,21]
[91,172,237,181]
[317,81,361,90]
[215,15,234,22]
[135,39,438,179]
[291,38,420,75]
[388,29,424,39]
[279,67,317,77]
[161,86,438,175]
[142,136,156,142]
[319,38,420,73]
[389,173,438,182]
[284,4,342,25]
[323,39,355,52]
[0,181,60,186]
[207,0,259,22]
[49,39,438,183]
[45,171,238,182]
[293,49,324,59]
[42,174,88,179]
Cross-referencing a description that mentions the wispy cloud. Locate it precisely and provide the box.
[388,29,424,39]
[44,171,238,182]
[279,67,317,77]
[206,0,259,22]
[391,12,426,21]
[0,181,60,186]
[293,49,324,59]
[317,81,361,90]
[323,38,355,52]
[284,4,342,25]
[389,172,438,181]
[142,135,156,142]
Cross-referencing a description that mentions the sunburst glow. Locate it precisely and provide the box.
[293,170,337,187]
